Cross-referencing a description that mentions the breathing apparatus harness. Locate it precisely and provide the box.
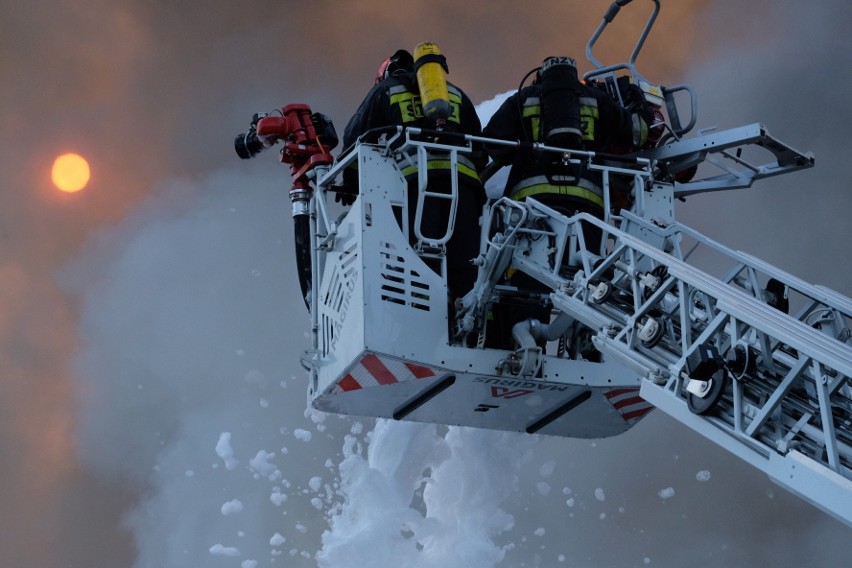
[515,57,586,152]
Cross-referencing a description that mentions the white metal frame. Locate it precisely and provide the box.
[299,124,849,525]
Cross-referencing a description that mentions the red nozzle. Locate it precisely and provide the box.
[255,104,333,193]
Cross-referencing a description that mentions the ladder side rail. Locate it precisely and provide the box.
[736,250,852,318]
[508,209,851,472]
[588,215,848,460]
[697,265,851,382]
[618,210,852,330]
[614,281,847,478]
[713,233,849,338]
[641,376,852,527]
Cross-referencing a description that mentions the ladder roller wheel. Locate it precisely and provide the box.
[686,370,729,415]
[590,281,614,304]
[639,317,665,348]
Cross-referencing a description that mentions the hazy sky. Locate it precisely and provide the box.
[1,0,850,566]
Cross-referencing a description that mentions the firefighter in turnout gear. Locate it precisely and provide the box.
[484,57,654,229]
[343,45,487,300]
[482,56,655,352]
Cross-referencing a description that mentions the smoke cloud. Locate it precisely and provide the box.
[1,0,849,566]
[680,0,852,297]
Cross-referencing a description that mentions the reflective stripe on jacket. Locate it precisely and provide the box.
[342,70,485,190]
[483,82,650,209]
[520,95,645,147]
[387,84,480,183]
[388,84,464,126]
[508,175,604,208]
[398,152,482,183]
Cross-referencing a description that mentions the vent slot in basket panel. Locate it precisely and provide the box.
[379,241,432,312]
[320,241,359,357]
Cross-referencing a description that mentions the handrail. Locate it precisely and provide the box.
[584,0,659,85]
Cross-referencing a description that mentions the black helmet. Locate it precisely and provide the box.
[540,56,577,73]
[535,56,577,84]
[385,49,414,78]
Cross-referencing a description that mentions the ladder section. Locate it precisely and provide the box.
[638,122,815,198]
[509,200,852,524]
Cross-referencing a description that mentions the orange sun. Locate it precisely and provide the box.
[51,153,90,193]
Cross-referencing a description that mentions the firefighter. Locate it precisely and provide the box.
[342,46,487,301]
[484,56,656,235]
[482,56,657,352]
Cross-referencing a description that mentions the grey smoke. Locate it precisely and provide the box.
[62,168,352,566]
[1,0,850,566]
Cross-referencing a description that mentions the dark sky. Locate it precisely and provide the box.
[1,0,850,566]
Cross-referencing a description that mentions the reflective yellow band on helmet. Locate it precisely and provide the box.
[510,184,604,207]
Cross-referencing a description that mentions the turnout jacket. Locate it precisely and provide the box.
[483,83,649,210]
[342,68,485,298]
[343,70,485,185]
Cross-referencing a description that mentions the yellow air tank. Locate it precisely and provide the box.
[413,42,451,121]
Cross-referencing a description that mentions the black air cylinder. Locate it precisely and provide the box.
[540,62,583,149]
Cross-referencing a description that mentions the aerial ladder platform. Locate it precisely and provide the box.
[298,121,850,526]
[236,0,851,529]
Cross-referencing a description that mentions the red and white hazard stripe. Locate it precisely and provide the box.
[604,388,654,422]
[332,353,437,394]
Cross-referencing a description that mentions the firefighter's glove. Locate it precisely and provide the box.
[334,186,358,206]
